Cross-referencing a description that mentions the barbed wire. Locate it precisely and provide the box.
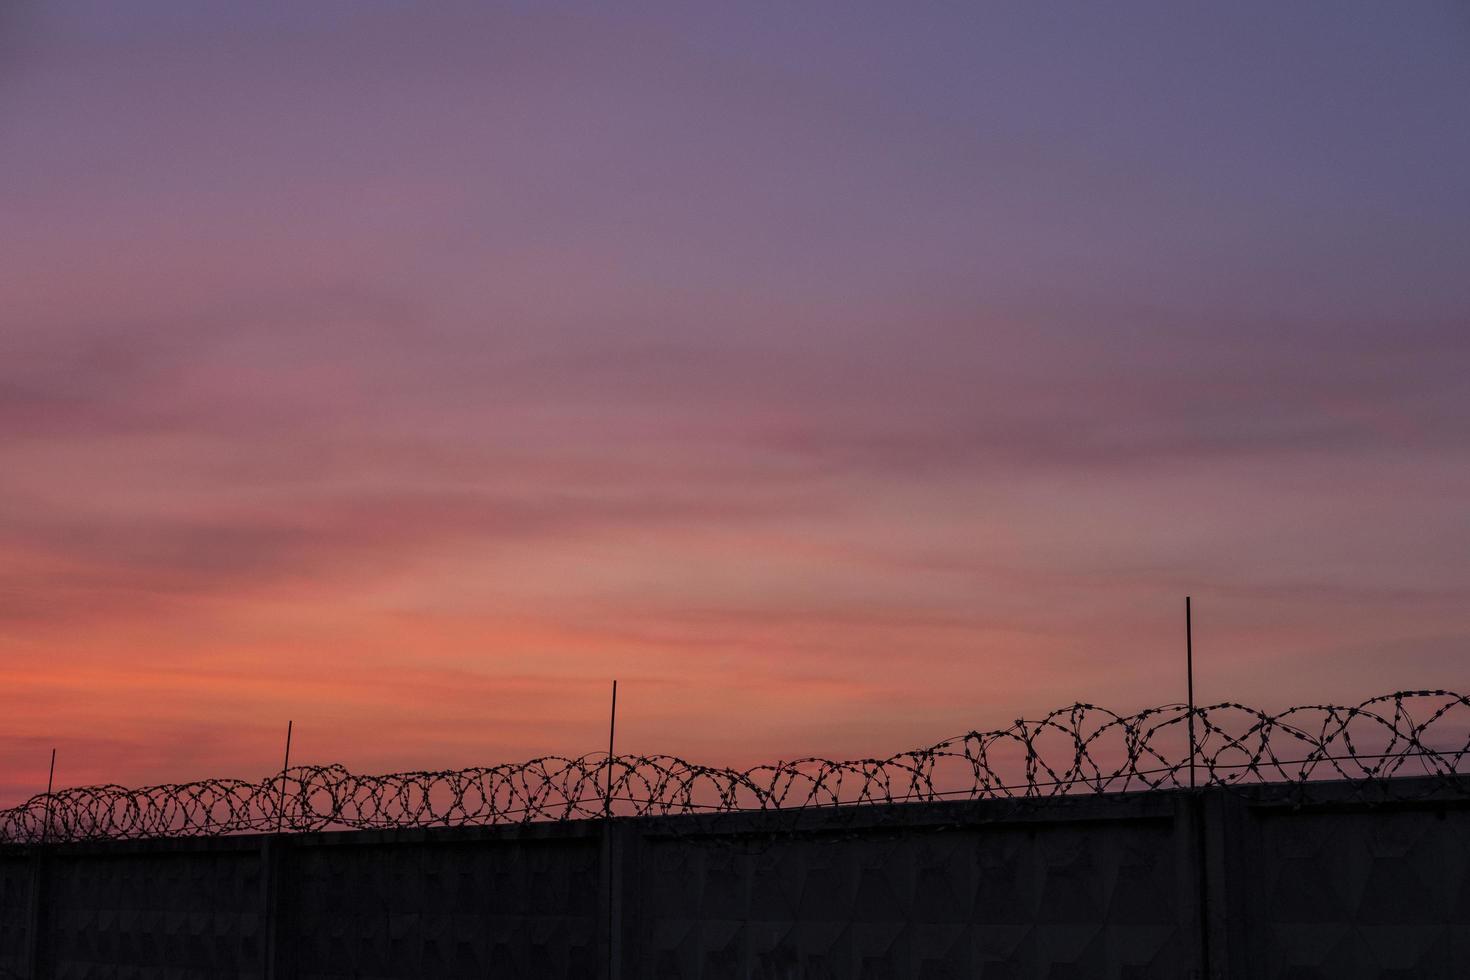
[3,690,1467,844]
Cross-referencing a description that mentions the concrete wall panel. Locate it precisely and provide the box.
[0,855,33,978]
[633,816,1189,979]
[41,848,262,979]
[279,834,600,979]
[1250,806,1470,980]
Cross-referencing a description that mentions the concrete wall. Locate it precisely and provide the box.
[2,778,1467,979]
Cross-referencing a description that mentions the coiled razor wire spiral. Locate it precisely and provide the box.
[4,690,1469,844]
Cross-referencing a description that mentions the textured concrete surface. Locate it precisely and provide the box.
[0,856,31,978]
[1,779,1467,978]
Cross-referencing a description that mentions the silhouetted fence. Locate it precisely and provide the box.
[3,690,1468,844]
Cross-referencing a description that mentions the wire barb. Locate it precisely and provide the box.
[3,690,1468,843]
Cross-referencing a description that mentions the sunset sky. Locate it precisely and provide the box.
[2,1,1468,806]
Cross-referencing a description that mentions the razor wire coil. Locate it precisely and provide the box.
[4,690,1468,844]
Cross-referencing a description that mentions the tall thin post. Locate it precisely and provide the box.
[1185,596,1213,978]
[605,681,618,818]
[276,721,293,834]
[27,748,58,979]
[40,748,56,846]
[604,680,619,980]
[1186,596,1197,790]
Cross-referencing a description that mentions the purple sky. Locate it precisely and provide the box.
[2,1,1468,804]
